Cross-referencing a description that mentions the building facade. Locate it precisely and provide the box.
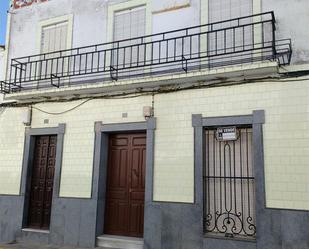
[0,0,309,248]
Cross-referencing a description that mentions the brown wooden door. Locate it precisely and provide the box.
[104,133,146,238]
[27,135,57,230]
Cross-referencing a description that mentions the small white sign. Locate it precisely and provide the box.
[216,126,237,141]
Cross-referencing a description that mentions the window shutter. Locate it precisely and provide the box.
[208,0,253,66]
[39,22,69,80]
[41,22,68,54]
[113,6,146,69]
[208,0,253,23]
[113,6,146,41]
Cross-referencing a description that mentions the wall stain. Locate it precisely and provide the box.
[152,3,191,15]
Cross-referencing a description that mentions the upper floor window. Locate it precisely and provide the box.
[113,6,146,42]
[209,0,253,23]
[41,21,68,54]
[112,6,146,69]
[38,20,70,83]
[207,0,254,65]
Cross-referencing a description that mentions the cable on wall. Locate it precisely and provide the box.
[30,92,152,115]
[32,98,94,115]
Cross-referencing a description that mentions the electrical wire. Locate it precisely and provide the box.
[30,92,153,115]
[32,98,93,115]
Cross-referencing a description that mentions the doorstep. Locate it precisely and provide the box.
[21,228,50,234]
[96,235,143,249]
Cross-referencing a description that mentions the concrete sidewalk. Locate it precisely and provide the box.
[0,242,98,249]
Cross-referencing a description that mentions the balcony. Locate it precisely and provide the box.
[0,12,292,94]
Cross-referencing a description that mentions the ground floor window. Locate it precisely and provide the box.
[203,126,256,238]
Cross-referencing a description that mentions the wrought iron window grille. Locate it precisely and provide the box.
[203,127,256,239]
[1,12,292,94]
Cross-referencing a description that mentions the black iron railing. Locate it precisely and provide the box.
[1,12,292,94]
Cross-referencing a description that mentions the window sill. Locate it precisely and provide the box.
[204,233,256,243]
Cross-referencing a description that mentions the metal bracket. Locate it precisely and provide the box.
[10,81,23,93]
[110,66,118,81]
[0,81,10,94]
[12,64,26,71]
[51,74,61,88]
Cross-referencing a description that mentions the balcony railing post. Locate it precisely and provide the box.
[19,63,23,89]
[271,11,277,61]
[9,59,13,83]
[288,39,292,64]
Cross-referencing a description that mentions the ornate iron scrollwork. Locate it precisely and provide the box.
[204,127,256,238]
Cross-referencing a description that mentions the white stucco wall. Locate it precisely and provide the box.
[0,48,5,103]
[0,106,28,194]
[262,0,309,64]
[152,77,309,209]
[1,0,309,211]
[0,77,309,210]
[32,96,152,198]
[0,49,4,79]
[6,0,309,78]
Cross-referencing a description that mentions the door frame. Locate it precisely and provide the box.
[92,118,156,239]
[20,124,66,230]
[192,110,266,243]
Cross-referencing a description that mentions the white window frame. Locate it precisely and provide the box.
[36,14,74,54]
[201,0,262,25]
[200,0,262,57]
[106,0,151,76]
[107,0,152,43]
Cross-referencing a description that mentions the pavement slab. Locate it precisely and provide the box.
[0,242,99,249]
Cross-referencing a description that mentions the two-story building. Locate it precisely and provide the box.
[0,0,309,249]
